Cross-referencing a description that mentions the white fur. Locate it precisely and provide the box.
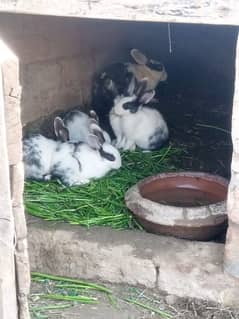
[66,111,90,143]
[113,95,137,116]
[63,110,111,144]
[23,135,121,186]
[23,135,81,184]
[110,103,168,151]
[23,135,59,179]
[73,143,121,183]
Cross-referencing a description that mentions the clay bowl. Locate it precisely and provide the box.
[125,172,228,241]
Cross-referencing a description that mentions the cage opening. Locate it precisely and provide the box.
[1,13,237,235]
[1,11,239,315]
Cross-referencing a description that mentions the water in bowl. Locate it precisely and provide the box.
[144,187,223,207]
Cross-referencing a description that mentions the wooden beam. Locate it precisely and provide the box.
[0,57,18,319]
[11,163,31,319]
[0,38,31,319]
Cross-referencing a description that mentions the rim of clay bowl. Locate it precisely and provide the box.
[125,171,228,227]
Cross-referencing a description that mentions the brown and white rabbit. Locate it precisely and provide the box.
[109,76,169,151]
[23,122,121,186]
[92,49,167,138]
[127,49,167,90]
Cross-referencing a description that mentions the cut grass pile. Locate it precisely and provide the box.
[30,272,173,319]
[24,146,183,229]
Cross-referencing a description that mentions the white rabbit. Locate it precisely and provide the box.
[92,48,167,138]
[54,109,111,145]
[109,76,169,151]
[23,130,121,187]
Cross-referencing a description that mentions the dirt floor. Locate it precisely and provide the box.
[30,280,239,319]
[156,80,233,180]
[151,82,232,245]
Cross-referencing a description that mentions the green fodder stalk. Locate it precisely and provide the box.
[31,272,112,294]
[40,294,98,304]
[124,298,173,319]
[24,146,183,229]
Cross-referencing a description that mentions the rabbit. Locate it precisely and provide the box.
[92,48,167,138]
[23,127,121,187]
[53,109,111,145]
[109,76,169,151]
[23,135,82,185]
[127,48,167,91]
[54,109,114,162]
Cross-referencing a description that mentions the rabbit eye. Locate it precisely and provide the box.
[123,102,131,110]
[130,105,138,114]
[149,60,164,71]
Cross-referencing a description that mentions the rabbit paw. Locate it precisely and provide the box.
[77,179,90,185]
[43,174,52,181]
[123,140,136,151]
[115,137,126,149]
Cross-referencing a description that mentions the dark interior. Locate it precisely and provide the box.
[146,22,238,178]
[3,14,235,180]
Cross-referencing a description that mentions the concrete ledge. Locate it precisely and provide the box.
[0,1,238,26]
[27,217,239,306]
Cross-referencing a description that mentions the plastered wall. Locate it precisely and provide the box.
[0,14,131,124]
[0,13,237,125]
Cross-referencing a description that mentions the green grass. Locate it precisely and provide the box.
[32,272,112,294]
[30,272,173,319]
[24,146,182,229]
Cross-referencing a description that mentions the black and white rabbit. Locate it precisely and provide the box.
[23,124,121,186]
[92,49,167,137]
[109,76,169,151]
[53,109,111,144]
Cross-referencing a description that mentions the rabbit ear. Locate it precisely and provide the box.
[99,148,115,161]
[88,123,115,161]
[130,49,148,65]
[88,133,102,150]
[135,77,154,104]
[139,90,155,105]
[135,77,148,97]
[103,77,119,98]
[54,117,69,142]
[127,75,136,96]
[89,111,105,146]
[104,78,118,95]
[89,110,99,124]
[89,122,105,149]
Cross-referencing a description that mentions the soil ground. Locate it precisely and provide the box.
[157,82,232,180]
[30,281,239,319]
[153,83,232,244]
